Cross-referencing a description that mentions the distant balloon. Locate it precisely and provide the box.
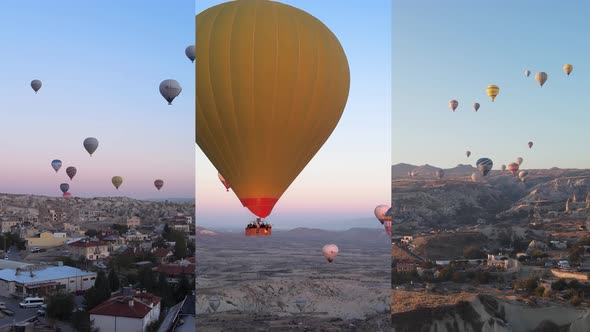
[154,179,164,191]
[374,205,389,225]
[466,151,471,158]
[473,103,480,112]
[476,158,493,176]
[51,160,62,173]
[59,183,69,194]
[471,172,482,183]
[435,169,445,179]
[563,64,573,76]
[449,100,458,112]
[518,170,529,182]
[516,157,524,166]
[66,167,77,180]
[185,45,196,63]
[31,80,42,94]
[500,164,507,172]
[410,169,418,178]
[524,70,531,77]
[322,244,339,263]
[535,72,547,87]
[218,172,230,191]
[159,79,182,105]
[63,192,72,199]
[112,176,123,190]
[83,137,99,156]
[486,85,499,102]
[528,141,533,149]
[508,162,520,175]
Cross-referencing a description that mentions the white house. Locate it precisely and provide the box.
[90,289,161,332]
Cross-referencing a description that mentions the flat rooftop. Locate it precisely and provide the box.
[0,266,95,284]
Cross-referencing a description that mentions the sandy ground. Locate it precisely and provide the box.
[196,231,390,331]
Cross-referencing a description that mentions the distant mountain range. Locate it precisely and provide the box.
[143,197,194,203]
[392,163,477,178]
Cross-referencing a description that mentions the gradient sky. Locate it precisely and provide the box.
[196,1,392,230]
[0,1,195,199]
[393,1,590,170]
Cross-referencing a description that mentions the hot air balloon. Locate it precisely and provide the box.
[196,1,350,224]
[59,183,69,194]
[563,64,573,76]
[66,166,77,180]
[473,103,480,112]
[508,162,519,175]
[154,179,164,191]
[208,296,220,313]
[384,220,392,238]
[518,170,529,182]
[218,172,230,192]
[471,172,482,183]
[535,72,547,87]
[528,141,533,149]
[410,169,418,178]
[500,164,507,172]
[63,192,72,199]
[516,157,524,166]
[31,80,42,94]
[486,85,499,102]
[466,151,471,158]
[449,100,458,112]
[294,298,307,313]
[159,79,182,105]
[322,244,339,263]
[476,158,493,176]
[112,176,123,190]
[83,137,99,156]
[524,70,531,77]
[374,205,389,225]
[185,45,196,63]
[51,160,62,173]
[435,169,445,179]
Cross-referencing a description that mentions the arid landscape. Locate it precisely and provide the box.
[196,227,391,331]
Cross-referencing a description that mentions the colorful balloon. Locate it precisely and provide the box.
[435,169,444,179]
[159,79,182,105]
[66,166,77,180]
[518,170,529,182]
[196,1,350,220]
[473,103,480,112]
[374,205,389,225]
[449,100,458,112]
[516,157,524,166]
[154,179,164,191]
[535,72,547,87]
[508,162,519,175]
[384,220,392,238]
[112,176,123,190]
[476,158,493,176]
[322,244,339,263]
[185,45,196,63]
[486,85,499,102]
[63,192,72,199]
[51,160,62,173]
[524,70,531,77]
[59,183,69,194]
[563,64,573,76]
[471,172,482,183]
[83,137,99,156]
[31,80,42,94]
[218,172,230,192]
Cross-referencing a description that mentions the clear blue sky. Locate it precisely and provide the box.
[196,1,392,230]
[0,1,195,199]
[393,1,590,170]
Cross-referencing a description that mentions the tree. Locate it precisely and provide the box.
[175,274,191,302]
[174,235,187,259]
[47,292,75,321]
[84,229,98,237]
[551,279,568,291]
[463,246,485,259]
[139,267,156,292]
[94,271,111,302]
[72,309,99,332]
[108,269,120,292]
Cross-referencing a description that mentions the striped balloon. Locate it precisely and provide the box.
[486,85,499,102]
[449,100,458,112]
[59,183,69,194]
[508,162,519,175]
[384,220,392,238]
[476,158,493,176]
[154,179,164,191]
[66,166,77,180]
[518,170,529,182]
[374,205,389,225]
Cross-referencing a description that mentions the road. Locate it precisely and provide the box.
[0,296,39,326]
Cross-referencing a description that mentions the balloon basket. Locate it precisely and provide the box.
[245,226,272,237]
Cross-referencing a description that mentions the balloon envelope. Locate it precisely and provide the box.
[516,157,524,165]
[528,141,533,149]
[196,1,350,219]
[384,220,392,238]
[218,172,230,191]
[59,183,69,193]
[159,79,182,105]
[51,160,62,173]
[508,162,519,175]
[471,172,482,182]
[449,100,458,111]
[473,103,480,112]
[500,164,507,171]
[322,244,339,263]
[524,70,531,77]
[185,45,196,63]
[63,192,72,199]
[83,137,99,156]
[476,158,493,176]
[466,151,471,158]
[112,176,123,190]
[31,80,42,93]
[66,166,77,180]
[535,72,547,86]
[374,205,389,225]
[563,64,573,75]
[154,179,164,191]
[435,169,444,179]
[486,85,499,102]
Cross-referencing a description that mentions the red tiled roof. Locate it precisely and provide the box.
[89,294,161,319]
[153,248,172,258]
[155,264,195,276]
[68,240,109,247]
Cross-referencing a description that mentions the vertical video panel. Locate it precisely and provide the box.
[196,1,391,330]
[392,2,590,331]
[0,1,195,331]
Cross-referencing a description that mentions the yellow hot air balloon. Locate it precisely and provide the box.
[196,0,350,220]
[486,85,499,102]
[563,64,573,76]
[111,176,123,190]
